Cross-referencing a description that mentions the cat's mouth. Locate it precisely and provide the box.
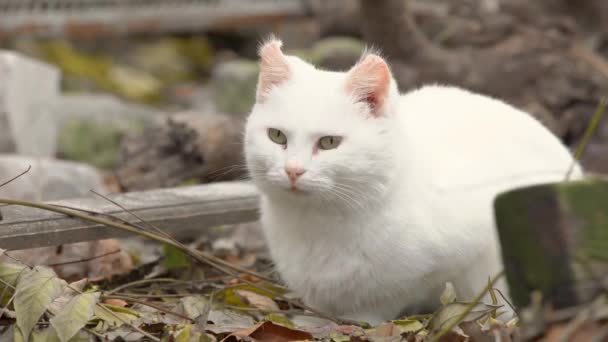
[285,184,307,194]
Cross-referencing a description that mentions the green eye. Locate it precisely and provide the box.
[318,136,342,150]
[268,128,287,145]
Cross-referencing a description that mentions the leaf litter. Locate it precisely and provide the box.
[0,191,603,341]
[0,231,522,342]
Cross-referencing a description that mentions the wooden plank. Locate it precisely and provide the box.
[494,179,608,309]
[0,0,309,39]
[0,181,260,251]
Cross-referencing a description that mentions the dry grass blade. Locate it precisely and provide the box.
[46,249,122,267]
[89,189,277,284]
[0,165,31,189]
[106,278,190,295]
[103,294,194,323]
[565,97,607,180]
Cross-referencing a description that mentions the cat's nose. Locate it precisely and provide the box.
[285,166,306,183]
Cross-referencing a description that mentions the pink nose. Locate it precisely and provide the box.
[285,166,306,183]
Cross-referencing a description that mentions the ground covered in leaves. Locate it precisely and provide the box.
[0,240,519,342]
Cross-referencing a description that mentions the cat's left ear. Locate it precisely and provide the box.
[256,39,291,103]
[345,54,392,117]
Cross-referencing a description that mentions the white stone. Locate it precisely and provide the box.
[0,154,105,201]
[0,51,60,157]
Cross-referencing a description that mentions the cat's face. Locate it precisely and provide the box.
[244,39,398,209]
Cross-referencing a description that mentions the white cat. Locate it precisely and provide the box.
[244,38,583,324]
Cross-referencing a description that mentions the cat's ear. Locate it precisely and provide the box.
[256,39,291,103]
[345,54,391,117]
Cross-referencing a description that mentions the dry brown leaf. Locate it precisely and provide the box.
[221,321,313,342]
[103,299,128,308]
[234,289,279,311]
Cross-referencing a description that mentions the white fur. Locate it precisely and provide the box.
[244,51,583,324]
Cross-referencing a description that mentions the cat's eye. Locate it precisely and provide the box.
[268,128,287,145]
[318,136,342,150]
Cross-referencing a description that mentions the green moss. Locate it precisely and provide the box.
[557,180,608,261]
[15,36,214,105]
[37,40,163,104]
[175,36,214,72]
[58,119,141,169]
[494,185,574,307]
[212,59,259,114]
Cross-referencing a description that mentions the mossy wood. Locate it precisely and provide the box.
[494,179,608,309]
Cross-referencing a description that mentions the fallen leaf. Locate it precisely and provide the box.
[205,309,256,334]
[265,313,295,329]
[103,298,128,307]
[176,295,210,322]
[48,278,89,314]
[0,263,28,287]
[364,322,403,340]
[216,284,285,308]
[93,303,139,330]
[14,266,67,340]
[221,321,313,342]
[235,289,279,311]
[428,302,500,333]
[28,327,61,342]
[50,292,99,342]
[393,319,425,333]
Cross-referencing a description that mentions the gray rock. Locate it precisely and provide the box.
[0,51,60,157]
[0,154,105,201]
[54,93,162,129]
[211,59,259,115]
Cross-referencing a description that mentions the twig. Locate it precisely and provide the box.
[222,305,324,318]
[429,271,505,342]
[493,288,517,314]
[110,293,191,299]
[90,190,175,241]
[0,166,31,189]
[47,249,122,267]
[106,278,191,295]
[89,190,278,284]
[571,44,608,80]
[103,295,194,323]
[565,98,607,180]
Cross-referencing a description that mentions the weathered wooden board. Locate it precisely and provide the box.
[0,181,259,251]
[0,0,308,39]
[494,179,608,309]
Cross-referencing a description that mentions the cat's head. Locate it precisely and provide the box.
[244,38,400,209]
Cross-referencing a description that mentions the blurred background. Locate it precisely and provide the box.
[0,0,607,201]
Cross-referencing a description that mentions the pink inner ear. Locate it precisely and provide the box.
[346,55,391,117]
[257,40,290,103]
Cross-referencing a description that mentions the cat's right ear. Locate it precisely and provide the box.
[345,53,392,118]
[256,39,291,103]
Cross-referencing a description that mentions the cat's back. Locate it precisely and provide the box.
[396,85,581,192]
